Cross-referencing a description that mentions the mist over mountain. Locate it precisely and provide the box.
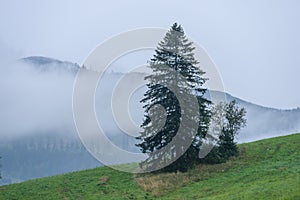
[0,56,299,185]
[0,57,101,185]
[22,56,80,74]
[208,90,300,142]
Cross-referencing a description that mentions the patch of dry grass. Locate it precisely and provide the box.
[134,160,234,196]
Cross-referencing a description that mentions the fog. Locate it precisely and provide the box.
[0,54,299,143]
[0,50,299,185]
[0,52,143,151]
[0,58,76,139]
[1,0,300,109]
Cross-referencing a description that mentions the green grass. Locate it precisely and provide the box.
[1,134,299,200]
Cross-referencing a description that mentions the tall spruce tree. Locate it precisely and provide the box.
[136,23,211,172]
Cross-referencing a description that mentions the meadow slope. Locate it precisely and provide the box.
[0,133,299,199]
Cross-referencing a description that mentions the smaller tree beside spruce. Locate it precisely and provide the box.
[204,100,246,163]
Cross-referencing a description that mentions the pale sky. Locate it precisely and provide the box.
[0,0,299,109]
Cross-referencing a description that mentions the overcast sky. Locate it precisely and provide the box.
[0,0,299,109]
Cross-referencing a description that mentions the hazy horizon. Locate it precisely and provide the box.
[1,0,299,109]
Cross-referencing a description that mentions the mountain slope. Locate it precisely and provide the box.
[0,56,100,186]
[208,90,300,142]
[22,56,80,74]
[1,56,299,186]
[19,56,300,143]
[0,133,299,199]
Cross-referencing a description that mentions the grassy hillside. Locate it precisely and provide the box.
[0,134,299,200]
